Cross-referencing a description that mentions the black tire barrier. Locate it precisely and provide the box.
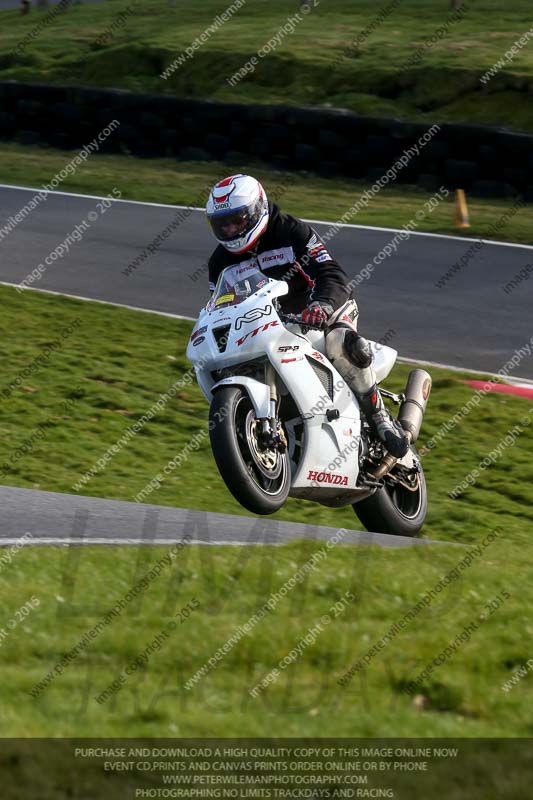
[0,80,532,201]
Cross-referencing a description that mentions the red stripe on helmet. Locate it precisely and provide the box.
[215,174,240,188]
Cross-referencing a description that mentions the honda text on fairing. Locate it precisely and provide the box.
[187,264,432,536]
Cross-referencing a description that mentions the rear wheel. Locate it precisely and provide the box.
[353,446,427,536]
[209,386,291,515]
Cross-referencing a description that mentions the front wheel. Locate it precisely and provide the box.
[209,386,291,515]
[352,447,427,537]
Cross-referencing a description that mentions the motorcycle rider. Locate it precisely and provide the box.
[206,174,409,458]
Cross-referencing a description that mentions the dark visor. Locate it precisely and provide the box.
[209,208,251,242]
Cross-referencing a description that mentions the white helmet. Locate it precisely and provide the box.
[206,174,269,254]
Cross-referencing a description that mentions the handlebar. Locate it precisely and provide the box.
[278,312,326,331]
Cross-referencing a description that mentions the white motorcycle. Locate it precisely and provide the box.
[186,263,431,536]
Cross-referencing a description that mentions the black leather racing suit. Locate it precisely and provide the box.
[208,201,350,313]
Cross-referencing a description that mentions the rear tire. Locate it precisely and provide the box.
[209,386,291,515]
[353,446,427,536]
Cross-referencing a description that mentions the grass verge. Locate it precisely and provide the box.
[1,0,533,131]
[0,285,531,738]
[1,142,533,243]
[0,537,532,738]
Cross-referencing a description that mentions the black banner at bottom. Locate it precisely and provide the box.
[0,739,530,799]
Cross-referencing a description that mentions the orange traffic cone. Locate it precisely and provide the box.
[454,189,470,228]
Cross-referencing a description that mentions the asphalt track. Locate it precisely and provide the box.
[0,485,454,547]
[1,185,532,378]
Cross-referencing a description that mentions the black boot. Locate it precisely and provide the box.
[358,385,410,458]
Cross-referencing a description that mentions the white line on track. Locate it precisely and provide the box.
[0,536,446,547]
[0,280,196,321]
[305,217,533,251]
[397,357,533,387]
[0,182,192,211]
[0,537,270,547]
[1,182,532,251]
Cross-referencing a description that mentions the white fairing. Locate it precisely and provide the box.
[187,270,397,503]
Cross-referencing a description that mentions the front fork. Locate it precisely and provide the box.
[260,364,287,452]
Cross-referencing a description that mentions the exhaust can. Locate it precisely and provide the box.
[398,369,432,443]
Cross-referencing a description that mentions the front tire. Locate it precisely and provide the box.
[209,386,291,515]
[353,446,427,536]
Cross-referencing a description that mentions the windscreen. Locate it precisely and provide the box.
[207,263,271,311]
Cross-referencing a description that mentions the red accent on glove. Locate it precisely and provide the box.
[301,303,329,326]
